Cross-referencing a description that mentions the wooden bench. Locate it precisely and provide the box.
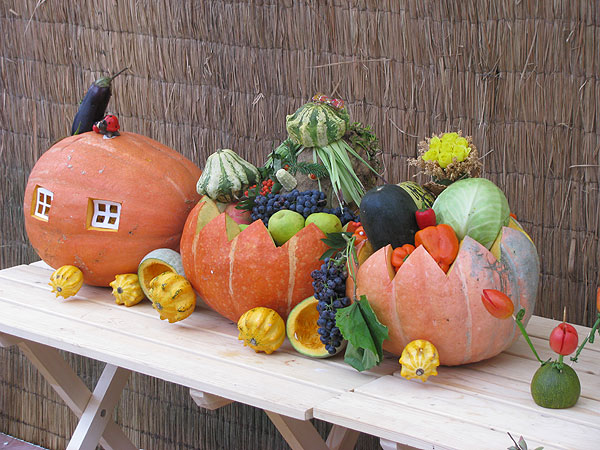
[1,261,598,449]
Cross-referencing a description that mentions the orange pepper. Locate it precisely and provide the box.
[597,286,600,312]
[414,224,459,273]
[353,226,367,246]
[345,221,362,235]
[391,244,415,272]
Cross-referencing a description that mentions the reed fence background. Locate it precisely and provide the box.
[1,0,599,448]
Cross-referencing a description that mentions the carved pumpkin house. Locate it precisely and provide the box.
[24,131,201,286]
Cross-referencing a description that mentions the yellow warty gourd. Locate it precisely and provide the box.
[148,271,196,323]
[110,274,145,307]
[399,339,440,382]
[238,307,285,354]
[49,265,83,299]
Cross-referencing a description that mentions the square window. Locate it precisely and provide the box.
[89,199,121,230]
[32,187,53,221]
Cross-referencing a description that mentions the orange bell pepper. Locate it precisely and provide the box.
[391,244,415,272]
[414,224,459,273]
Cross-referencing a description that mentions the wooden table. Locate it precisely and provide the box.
[1,261,599,450]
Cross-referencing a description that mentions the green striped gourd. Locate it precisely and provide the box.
[286,102,350,148]
[196,149,260,202]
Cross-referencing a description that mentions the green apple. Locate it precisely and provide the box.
[305,212,342,235]
[268,210,306,245]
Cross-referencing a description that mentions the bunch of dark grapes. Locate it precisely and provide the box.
[251,189,359,226]
[311,257,351,355]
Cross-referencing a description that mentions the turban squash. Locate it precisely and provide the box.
[348,225,540,366]
[180,196,328,322]
[24,131,201,286]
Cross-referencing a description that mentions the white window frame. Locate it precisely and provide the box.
[90,200,121,230]
[33,187,53,220]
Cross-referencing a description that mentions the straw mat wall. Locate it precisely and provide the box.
[1,0,599,448]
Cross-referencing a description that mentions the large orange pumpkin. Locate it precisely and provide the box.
[348,227,539,366]
[180,197,329,322]
[24,131,201,286]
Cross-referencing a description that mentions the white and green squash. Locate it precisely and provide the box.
[286,101,350,148]
[196,149,260,202]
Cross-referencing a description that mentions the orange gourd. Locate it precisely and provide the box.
[348,226,539,366]
[180,196,328,322]
[24,132,201,286]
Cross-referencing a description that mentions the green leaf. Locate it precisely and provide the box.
[518,436,528,450]
[515,308,526,321]
[336,296,389,371]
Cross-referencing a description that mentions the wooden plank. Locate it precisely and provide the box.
[415,364,600,422]
[0,283,340,419]
[314,392,553,450]
[16,341,136,450]
[66,365,131,450]
[265,411,329,450]
[351,375,599,449]
[0,264,399,380]
[465,352,600,402]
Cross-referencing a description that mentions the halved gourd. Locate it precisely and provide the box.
[138,248,185,298]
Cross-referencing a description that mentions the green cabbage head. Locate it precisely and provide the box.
[432,178,510,249]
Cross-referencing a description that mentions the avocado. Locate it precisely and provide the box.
[359,184,419,251]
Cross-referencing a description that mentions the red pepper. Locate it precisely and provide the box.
[345,221,361,235]
[481,289,515,319]
[414,224,459,273]
[415,208,436,230]
[597,286,600,312]
[549,323,579,356]
[391,244,415,272]
[352,226,367,246]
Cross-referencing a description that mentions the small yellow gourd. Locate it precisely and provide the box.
[148,271,196,323]
[399,339,440,382]
[238,307,285,354]
[110,274,145,307]
[48,265,83,299]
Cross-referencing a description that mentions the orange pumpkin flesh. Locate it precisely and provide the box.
[349,227,539,366]
[24,132,201,286]
[180,197,329,322]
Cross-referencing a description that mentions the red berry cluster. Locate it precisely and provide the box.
[245,179,274,197]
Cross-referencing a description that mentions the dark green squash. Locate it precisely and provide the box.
[359,184,419,251]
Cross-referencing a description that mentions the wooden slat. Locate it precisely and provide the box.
[0,268,384,420]
[314,391,553,450]
[348,375,599,449]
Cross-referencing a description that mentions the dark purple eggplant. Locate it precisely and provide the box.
[71,68,127,135]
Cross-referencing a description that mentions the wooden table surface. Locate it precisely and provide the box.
[1,261,599,450]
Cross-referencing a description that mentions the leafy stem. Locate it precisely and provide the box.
[513,308,544,364]
[570,312,600,363]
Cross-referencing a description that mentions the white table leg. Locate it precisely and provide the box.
[66,364,131,450]
[17,340,137,450]
[380,437,419,450]
[326,424,360,450]
[265,410,332,450]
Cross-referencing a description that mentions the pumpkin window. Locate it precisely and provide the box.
[88,199,121,230]
[32,186,53,221]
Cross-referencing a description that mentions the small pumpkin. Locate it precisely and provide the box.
[285,296,345,358]
[49,265,83,299]
[148,271,196,323]
[399,339,440,382]
[238,307,286,354]
[285,100,350,148]
[138,248,185,298]
[195,149,259,202]
[109,274,145,307]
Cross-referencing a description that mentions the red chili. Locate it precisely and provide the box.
[549,323,579,356]
[415,208,436,230]
[345,221,361,235]
[481,289,515,319]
